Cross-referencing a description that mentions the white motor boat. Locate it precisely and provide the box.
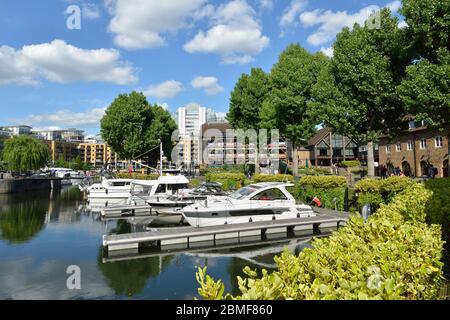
[181,182,316,228]
[84,177,135,199]
[52,168,86,186]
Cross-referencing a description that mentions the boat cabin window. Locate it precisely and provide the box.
[110,181,130,187]
[251,188,288,201]
[155,183,189,194]
[230,186,262,199]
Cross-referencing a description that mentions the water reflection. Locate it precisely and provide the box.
[0,186,324,300]
[97,247,174,297]
[0,191,49,243]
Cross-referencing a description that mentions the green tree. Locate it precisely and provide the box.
[398,48,450,129]
[68,156,83,171]
[100,92,177,167]
[311,10,406,177]
[260,44,328,177]
[1,135,49,171]
[54,155,67,168]
[400,0,450,63]
[227,68,270,173]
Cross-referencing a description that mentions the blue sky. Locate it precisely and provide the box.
[0,0,405,135]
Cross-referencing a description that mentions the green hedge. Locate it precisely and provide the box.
[355,177,415,210]
[340,160,360,168]
[300,176,347,188]
[293,176,348,211]
[205,173,246,191]
[252,174,294,183]
[116,173,160,180]
[196,183,445,300]
[424,178,450,233]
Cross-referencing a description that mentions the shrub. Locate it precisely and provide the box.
[295,176,348,211]
[252,174,294,183]
[424,178,450,232]
[340,160,360,168]
[205,173,246,191]
[300,176,347,188]
[117,173,160,180]
[355,177,415,210]
[196,184,445,300]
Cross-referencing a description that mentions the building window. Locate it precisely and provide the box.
[407,141,413,151]
[435,136,443,148]
[420,138,427,149]
[332,134,343,148]
[396,142,401,152]
[386,144,391,153]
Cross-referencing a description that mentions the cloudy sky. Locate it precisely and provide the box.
[0,0,405,134]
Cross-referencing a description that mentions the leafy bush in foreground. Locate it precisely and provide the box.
[196,184,444,300]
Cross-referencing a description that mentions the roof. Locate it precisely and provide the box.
[131,175,189,186]
[307,128,332,146]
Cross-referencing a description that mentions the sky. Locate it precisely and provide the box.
[0,0,406,135]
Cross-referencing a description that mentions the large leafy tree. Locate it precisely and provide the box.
[1,135,49,171]
[311,9,406,177]
[101,92,177,166]
[227,68,269,129]
[398,48,450,129]
[260,44,328,177]
[400,0,450,63]
[227,68,270,173]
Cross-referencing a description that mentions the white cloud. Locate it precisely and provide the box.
[106,0,207,49]
[299,2,402,47]
[398,20,408,28]
[259,0,274,10]
[64,1,101,20]
[191,76,224,95]
[82,3,101,19]
[143,80,184,99]
[280,0,307,29]
[0,40,137,86]
[386,0,402,13]
[13,107,107,129]
[184,0,269,64]
[320,46,333,58]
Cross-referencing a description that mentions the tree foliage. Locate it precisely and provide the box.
[311,9,406,176]
[398,48,450,129]
[1,135,49,171]
[260,44,327,147]
[227,68,269,130]
[100,91,177,165]
[400,0,450,63]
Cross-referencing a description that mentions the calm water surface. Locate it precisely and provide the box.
[0,187,317,300]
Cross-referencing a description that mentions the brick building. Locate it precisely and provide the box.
[378,125,449,178]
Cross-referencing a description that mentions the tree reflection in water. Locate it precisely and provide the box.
[97,248,174,297]
[0,190,50,244]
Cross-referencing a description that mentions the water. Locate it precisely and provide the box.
[0,187,316,300]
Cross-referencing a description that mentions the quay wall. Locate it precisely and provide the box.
[0,178,62,194]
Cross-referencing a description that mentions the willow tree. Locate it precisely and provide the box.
[311,9,406,177]
[1,135,49,171]
[260,44,328,177]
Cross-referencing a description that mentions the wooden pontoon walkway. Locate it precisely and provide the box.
[103,208,350,251]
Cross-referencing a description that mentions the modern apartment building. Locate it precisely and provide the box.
[0,125,32,136]
[45,140,81,163]
[200,122,288,167]
[78,143,118,167]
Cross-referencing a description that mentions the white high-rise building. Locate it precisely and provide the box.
[176,103,207,138]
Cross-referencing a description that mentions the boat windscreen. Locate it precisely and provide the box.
[229,186,261,199]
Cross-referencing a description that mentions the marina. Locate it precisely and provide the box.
[0,185,338,299]
[103,210,349,251]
